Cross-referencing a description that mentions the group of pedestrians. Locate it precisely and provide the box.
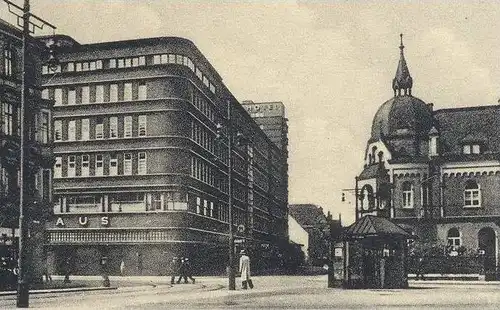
[170,257,195,284]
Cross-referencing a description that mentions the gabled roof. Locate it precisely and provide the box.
[289,204,327,228]
[343,215,411,239]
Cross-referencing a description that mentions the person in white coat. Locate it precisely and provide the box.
[239,250,253,289]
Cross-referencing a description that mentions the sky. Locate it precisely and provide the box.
[3,0,500,225]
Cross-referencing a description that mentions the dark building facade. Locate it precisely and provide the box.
[356,35,500,278]
[289,204,330,266]
[0,19,54,281]
[40,35,289,275]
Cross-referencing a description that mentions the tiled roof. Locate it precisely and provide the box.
[435,105,500,155]
[289,204,328,228]
[343,215,411,238]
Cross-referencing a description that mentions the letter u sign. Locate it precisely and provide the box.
[78,216,88,226]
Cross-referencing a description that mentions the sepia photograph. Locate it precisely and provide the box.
[1,0,500,309]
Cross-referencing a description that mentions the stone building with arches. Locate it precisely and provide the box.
[356,35,500,278]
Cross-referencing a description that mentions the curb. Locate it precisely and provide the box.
[0,286,117,296]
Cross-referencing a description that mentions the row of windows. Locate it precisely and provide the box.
[192,91,215,121]
[54,192,187,213]
[42,53,217,94]
[400,180,481,209]
[3,46,13,77]
[54,152,147,178]
[54,115,147,141]
[191,156,215,186]
[1,101,50,143]
[191,121,214,153]
[43,82,147,106]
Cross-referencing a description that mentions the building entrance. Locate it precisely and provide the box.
[478,227,497,281]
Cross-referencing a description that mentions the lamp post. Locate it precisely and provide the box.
[2,0,56,307]
[216,100,247,291]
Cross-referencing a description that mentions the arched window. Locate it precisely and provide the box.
[402,181,414,208]
[372,146,377,163]
[360,185,374,211]
[464,180,481,207]
[447,228,461,250]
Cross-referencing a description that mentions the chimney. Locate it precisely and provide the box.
[427,103,434,111]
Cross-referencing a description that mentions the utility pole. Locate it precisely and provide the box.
[227,100,236,291]
[2,0,57,307]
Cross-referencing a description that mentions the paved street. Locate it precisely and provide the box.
[2,276,500,309]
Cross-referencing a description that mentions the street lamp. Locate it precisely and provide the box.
[215,100,247,291]
[2,0,56,307]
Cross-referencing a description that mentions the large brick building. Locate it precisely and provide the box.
[39,35,289,275]
[356,35,500,278]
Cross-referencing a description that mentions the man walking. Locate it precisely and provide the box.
[170,257,180,284]
[239,250,253,289]
[177,257,195,284]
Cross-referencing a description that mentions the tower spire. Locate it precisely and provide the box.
[392,33,413,97]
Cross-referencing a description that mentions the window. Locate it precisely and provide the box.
[54,88,63,106]
[472,144,481,154]
[429,136,438,156]
[67,155,76,177]
[132,57,139,67]
[109,117,118,138]
[402,182,414,208]
[82,62,89,71]
[196,197,201,214]
[37,112,49,143]
[54,120,62,141]
[75,63,82,72]
[3,46,13,76]
[41,89,49,99]
[125,58,132,67]
[138,152,147,175]
[117,59,124,68]
[210,201,214,217]
[153,55,161,65]
[96,60,103,69]
[66,195,101,213]
[81,155,90,176]
[81,118,90,141]
[54,157,62,178]
[109,59,116,68]
[203,200,208,216]
[124,153,132,175]
[2,102,14,135]
[110,84,118,102]
[463,144,481,155]
[68,88,76,105]
[95,154,103,176]
[66,62,74,72]
[138,83,147,100]
[124,83,132,101]
[138,115,147,136]
[447,228,461,250]
[110,193,144,212]
[151,193,162,210]
[68,120,76,141]
[81,86,90,104]
[162,54,169,64]
[124,116,132,138]
[464,180,481,207]
[95,85,104,103]
[89,61,96,70]
[95,119,104,140]
[109,154,118,176]
[139,56,146,66]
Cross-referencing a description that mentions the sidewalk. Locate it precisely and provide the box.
[0,275,226,297]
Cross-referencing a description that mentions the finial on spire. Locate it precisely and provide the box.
[392,33,413,97]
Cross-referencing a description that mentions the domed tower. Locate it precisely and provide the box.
[356,35,436,221]
[368,34,434,161]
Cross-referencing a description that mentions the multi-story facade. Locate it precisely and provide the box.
[356,35,500,278]
[40,35,289,275]
[0,19,54,280]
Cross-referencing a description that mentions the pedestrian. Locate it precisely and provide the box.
[415,255,425,280]
[63,257,72,283]
[120,260,126,276]
[177,257,195,284]
[239,250,253,289]
[170,257,181,284]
